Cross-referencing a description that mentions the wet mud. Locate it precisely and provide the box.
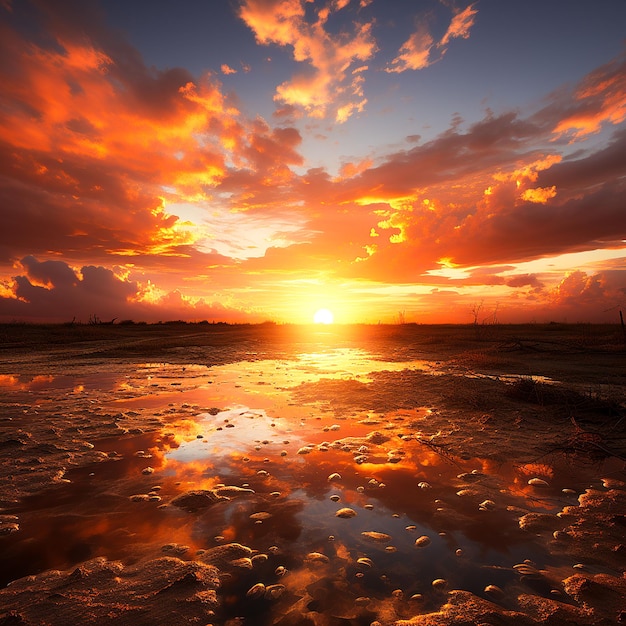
[0,323,624,625]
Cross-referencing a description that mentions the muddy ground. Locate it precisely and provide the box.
[0,322,624,625]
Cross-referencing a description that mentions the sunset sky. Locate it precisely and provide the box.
[1,0,625,325]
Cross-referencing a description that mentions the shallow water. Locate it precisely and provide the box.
[0,346,622,623]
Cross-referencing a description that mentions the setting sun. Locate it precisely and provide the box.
[313,308,334,324]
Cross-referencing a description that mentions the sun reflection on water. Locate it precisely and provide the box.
[0,346,623,624]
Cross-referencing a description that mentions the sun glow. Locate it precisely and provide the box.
[313,308,334,324]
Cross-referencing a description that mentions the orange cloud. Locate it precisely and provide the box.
[551,53,626,139]
[385,25,434,73]
[520,186,557,203]
[438,4,478,48]
[239,0,376,121]
[386,3,478,73]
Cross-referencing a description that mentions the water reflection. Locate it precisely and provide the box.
[0,347,622,624]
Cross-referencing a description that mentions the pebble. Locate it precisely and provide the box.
[479,499,496,511]
[415,535,431,548]
[141,467,154,475]
[357,557,374,568]
[361,531,392,543]
[336,507,357,518]
[275,566,287,576]
[330,495,341,502]
[328,473,342,481]
[418,481,432,489]
[129,494,151,502]
[265,584,286,600]
[246,583,266,598]
[432,578,448,589]
[306,552,330,564]
[528,478,549,487]
[484,584,503,595]
[250,512,272,521]
[297,446,314,455]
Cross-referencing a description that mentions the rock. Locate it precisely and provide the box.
[528,478,549,487]
[265,584,285,600]
[214,486,255,497]
[249,512,272,521]
[246,583,265,598]
[305,552,329,564]
[161,543,190,556]
[415,535,431,548]
[336,508,357,518]
[519,512,558,532]
[366,431,389,444]
[170,490,228,511]
[361,531,392,543]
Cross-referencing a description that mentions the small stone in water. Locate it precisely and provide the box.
[361,531,392,543]
[528,478,549,487]
[357,557,374,568]
[484,584,503,595]
[141,467,154,475]
[328,473,342,481]
[336,507,357,518]
[364,504,374,510]
[275,566,287,576]
[330,494,341,502]
[418,481,432,489]
[455,549,463,557]
[247,583,266,598]
[250,511,272,521]
[265,584,286,600]
[479,499,496,511]
[415,535,431,547]
[432,578,447,589]
[306,552,330,564]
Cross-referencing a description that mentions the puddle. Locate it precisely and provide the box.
[0,347,623,623]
